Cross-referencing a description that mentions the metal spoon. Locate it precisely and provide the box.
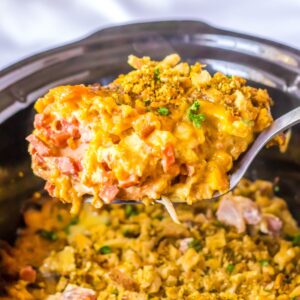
[85,106,300,205]
[226,106,300,197]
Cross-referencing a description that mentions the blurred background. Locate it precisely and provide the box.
[0,0,300,69]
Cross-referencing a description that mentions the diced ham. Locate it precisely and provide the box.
[26,134,52,156]
[101,161,111,172]
[54,157,80,175]
[45,182,55,196]
[139,125,155,138]
[33,152,46,165]
[43,117,81,147]
[119,175,140,188]
[260,213,282,236]
[216,195,261,233]
[99,185,119,203]
[80,126,93,143]
[109,269,139,291]
[61,284,96,300]
[48,131,71,147]
[162,144,176,172]
[34,113,50,129]
[74,160,83,172]
[217,195,247,233]
[19,265,36,283]
[60,118,81,139]
[234,196,261,225]
[217,195,283,236]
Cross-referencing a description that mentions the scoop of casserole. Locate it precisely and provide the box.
[27,54,277,213]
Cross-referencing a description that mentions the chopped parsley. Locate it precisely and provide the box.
[292,234,300,246]
[259,259,270,267]
[274,185,280,193]
[154,214,164,221]
[242,119,254,126]
[64,216,79,234]
[125,205,139,218]
[190,100,200,112]
[123,229,140,238]
[214,220,227,228]
[56,214,63,222]
[98,245,112,255]
[157,107,170,116]
[226,263,235,273]
[154,68,160,82]
[38,229,58,241]
[188,100,205,128]
[144,99,151,106]
[69,216,79,225]
[188,239,202,252]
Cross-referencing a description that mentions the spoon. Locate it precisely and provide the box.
[85,106,300,205]
[225,105,300,198]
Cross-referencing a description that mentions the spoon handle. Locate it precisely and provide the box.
[230,106,300,188]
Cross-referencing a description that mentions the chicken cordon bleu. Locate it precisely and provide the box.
[27,54,282,213]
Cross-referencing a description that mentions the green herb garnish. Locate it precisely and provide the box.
[99,245,112,255]
[189,100,200,113]
[154,68,160,81]
[259,259,270,267]
[69,216,79,225]
[157,107,170,116]
[64,216,79,234]
[57,214,63,222]
[188,100,205,128]
[188,239,202,252]
[123,229,140,238]
[154,214,164,221]
[274,186,280,193]
[292,234,300,246]
[125,205,139,218]
[214,220,226,228]
[38,229,58,241]
[226,263,235,273]
[242,119,254,126]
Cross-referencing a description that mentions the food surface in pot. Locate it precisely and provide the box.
[0,179,299,299]
[26,54,285,213]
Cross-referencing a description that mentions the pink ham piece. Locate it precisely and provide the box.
[34,113,49,129]
[162,144,176,172]
[99,185,119,203]
[260,213,283,236]
[59,118,81,139]
[44,117,81,148]
[19,265,36,283]
[118,174,140,188]
[45,182,55,196]
[54,157,81,175]
[61,284,96,300]
[216,194,261,233]
[26,134,52,156]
